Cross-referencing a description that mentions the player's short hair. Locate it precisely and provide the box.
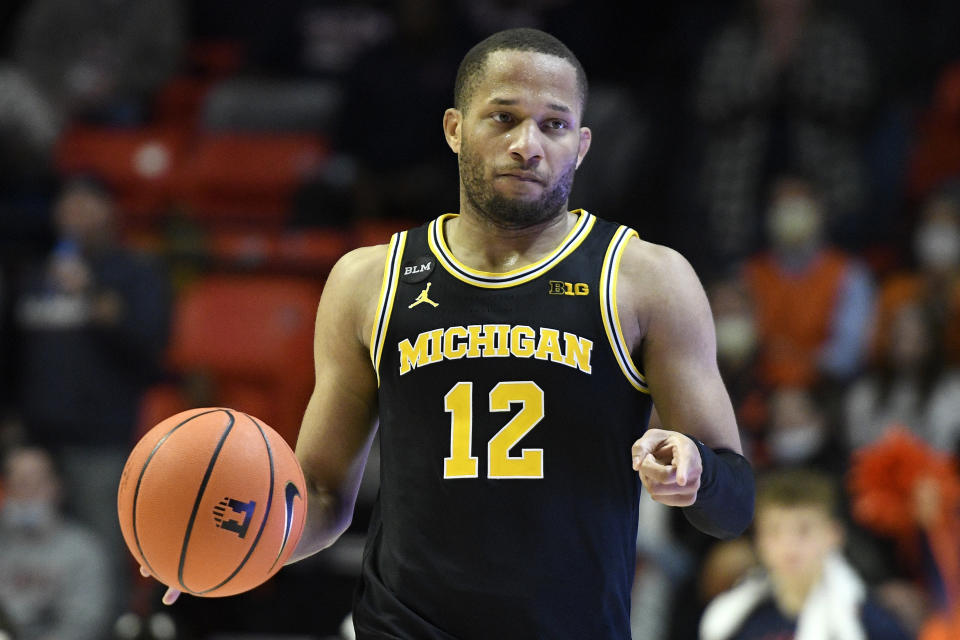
[755,468,840,519]
[453,28,588,114]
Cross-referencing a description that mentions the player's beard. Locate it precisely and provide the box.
[459,141,576,230]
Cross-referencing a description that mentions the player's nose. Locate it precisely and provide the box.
[508,118,544,166]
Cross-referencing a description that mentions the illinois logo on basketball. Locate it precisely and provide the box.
[212,497,257,538]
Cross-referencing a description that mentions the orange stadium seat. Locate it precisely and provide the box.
[135,383,189,442]
[275,228,352,273]
[153,75,214,128]
[55,125,190,223]
[209,229,280,271]
[353,217,421,247]
[173,134,329,228]
[208,228,350,275]
[167,276,323,446]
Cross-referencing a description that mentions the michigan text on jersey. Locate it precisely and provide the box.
[397,324,593,376]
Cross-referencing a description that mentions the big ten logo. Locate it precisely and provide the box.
[548,281,589,296]
[213,497,257,539]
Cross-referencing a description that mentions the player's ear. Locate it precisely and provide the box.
[575,126,591,169]
[443,108,462,154]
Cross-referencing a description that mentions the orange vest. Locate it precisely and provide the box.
[744,249,849,387]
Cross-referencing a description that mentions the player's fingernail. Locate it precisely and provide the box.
[632,456,640,469]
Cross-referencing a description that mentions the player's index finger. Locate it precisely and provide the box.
[673,437,693,486]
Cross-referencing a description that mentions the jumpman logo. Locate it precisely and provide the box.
[409,282,439,308]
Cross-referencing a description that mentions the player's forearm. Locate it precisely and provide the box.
[289,416,376,563]
[286,481,352,563]
[682,438,755,539]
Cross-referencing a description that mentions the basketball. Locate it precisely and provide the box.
[117,408,307,597]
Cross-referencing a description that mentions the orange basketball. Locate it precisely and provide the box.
[117,408,307,597]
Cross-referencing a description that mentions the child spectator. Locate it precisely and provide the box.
[700,468,909,640]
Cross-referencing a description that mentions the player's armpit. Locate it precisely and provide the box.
[291,246,387,562]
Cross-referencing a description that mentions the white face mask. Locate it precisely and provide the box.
[768,197,821,248]
[915,221,960,271]
[768,424,825,464]
[1,500,55,532]
[715,315,757,363]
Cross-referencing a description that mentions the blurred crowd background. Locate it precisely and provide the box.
[1,0,960,639]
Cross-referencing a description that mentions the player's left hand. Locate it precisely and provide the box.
[632,429,702,507]
[140,565,181,605]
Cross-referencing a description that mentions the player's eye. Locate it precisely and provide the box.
[492,112,514,124]
[543,119,568,131]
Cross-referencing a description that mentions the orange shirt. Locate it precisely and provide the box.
[872,272,960,364]
[744,250,849,387]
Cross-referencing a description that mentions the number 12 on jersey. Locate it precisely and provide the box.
[443,380,545,479]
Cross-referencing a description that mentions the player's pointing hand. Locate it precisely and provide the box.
[632,429,703,507]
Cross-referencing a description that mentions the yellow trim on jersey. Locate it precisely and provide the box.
[599,226,649,393]
[369,231,407,385]
[427,210,596,288]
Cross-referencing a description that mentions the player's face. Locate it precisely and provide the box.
[755,505,842,588]
[445,50,591,229]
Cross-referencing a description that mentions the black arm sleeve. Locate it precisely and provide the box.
[681,437,755,539]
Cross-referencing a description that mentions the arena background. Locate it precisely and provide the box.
[1,1,960,638]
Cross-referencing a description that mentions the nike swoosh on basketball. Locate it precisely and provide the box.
[270,481,302,570]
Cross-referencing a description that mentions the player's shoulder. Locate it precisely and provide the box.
[327,244,390,293]
[618,236,699,290]
[616,236,710,331]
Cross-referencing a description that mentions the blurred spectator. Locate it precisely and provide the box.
[743,175,875,388]
[764,386,845,473]
[189,0,394,78]
[0,65,61,180]
[0,445,112,640]
[846,303,960,453]
[908,62,960,203]
[849,429,960,640]
[872,184,960,367]
[13,176,171,615]
[631,493,695,640]
[708,276,768,458]
[340,0,460,222]
[11,0,184,124]
[695,0,874,264]
[700,468,909,640]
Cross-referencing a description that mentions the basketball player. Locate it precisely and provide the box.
[152,28,755,638]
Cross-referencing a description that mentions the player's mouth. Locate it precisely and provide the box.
[497,171,544,184]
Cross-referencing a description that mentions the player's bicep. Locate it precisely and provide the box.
[295,248,383,497]
[638,247,741,453]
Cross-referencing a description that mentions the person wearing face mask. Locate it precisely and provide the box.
[846,303,960,454]
[709,277,769,461]
[0,445,112,640]
[743,175,875,389]
[764,386,845,472]
[873,184,960,367]
[13,175,171,621]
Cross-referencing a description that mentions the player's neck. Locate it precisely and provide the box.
[444,208,578,273]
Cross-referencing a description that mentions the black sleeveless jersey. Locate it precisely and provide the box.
[353,211,653,639]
